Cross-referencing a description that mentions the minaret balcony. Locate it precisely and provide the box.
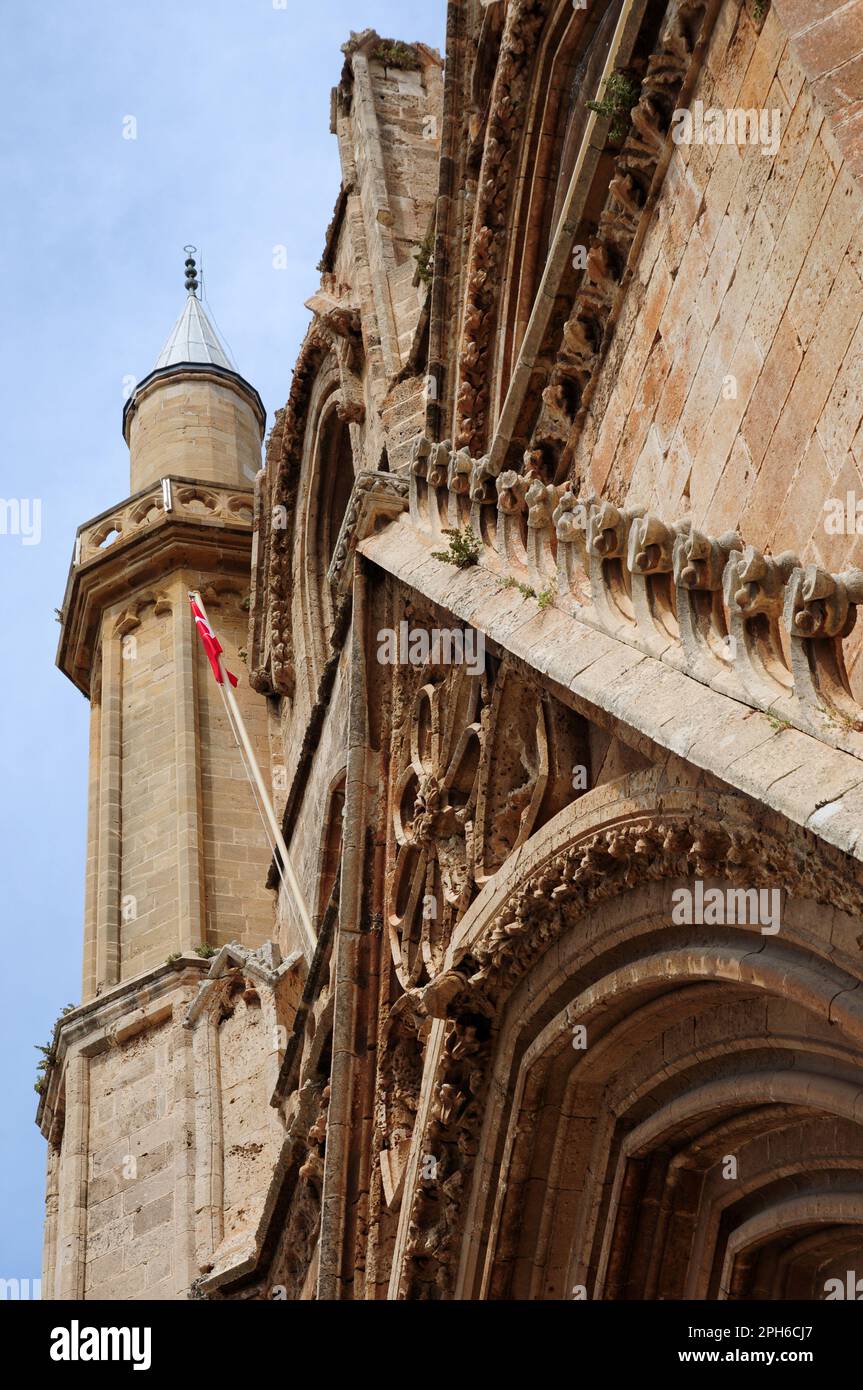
[57,474,256,696]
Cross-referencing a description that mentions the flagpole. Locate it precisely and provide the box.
[189,591,316,961]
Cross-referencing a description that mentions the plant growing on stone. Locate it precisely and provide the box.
[34,1044,53,1094]
[370,40,421,70]
[537,580,557,610]
[765,712,791,733]
[818,704,863,735]
[431,526,480,569]
[413,228,435,286]
[34,1004,76,1095]
[503,576,537,599]
[194,944,218,958]
[587,72,641,142]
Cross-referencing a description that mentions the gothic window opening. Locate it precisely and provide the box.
[300,397,357,691]
[496,0,625,415]
[318,408,354,573]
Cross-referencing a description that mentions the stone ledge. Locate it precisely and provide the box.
[359,515,863,865]
[36,955,211,1140]
[57,478,255,697]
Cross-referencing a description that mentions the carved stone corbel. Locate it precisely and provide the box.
[409,434,433,532]
[427,440,451,490]
[525,477,561,583]
[447,446,473,498]
[783,565,863,723]
[495,469,530,569]
[420,440,453,537]
[410,436,462,539]
[625,512,687,663]
[552,488,591,598]
[446,446,474,531]
[723,545,799,707]
[584,499,644,637]
[672,526,744,692]
[469,452,499,504]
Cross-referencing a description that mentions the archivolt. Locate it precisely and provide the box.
[391,770,863,1300]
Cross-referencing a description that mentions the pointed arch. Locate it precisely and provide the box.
[388,769,863,1300]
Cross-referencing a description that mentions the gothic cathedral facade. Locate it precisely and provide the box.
[39,1,863,1300]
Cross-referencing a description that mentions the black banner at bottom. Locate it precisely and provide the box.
[6,1297,860,1377]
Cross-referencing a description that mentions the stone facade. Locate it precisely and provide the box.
[40,2,863,1301]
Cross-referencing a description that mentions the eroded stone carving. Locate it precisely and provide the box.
[327,470,408,598]
[454,0,549,454]
[529,0,712,467]
[406,467,863,748]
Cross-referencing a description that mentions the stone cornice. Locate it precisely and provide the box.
[122,362,265,442]
[359,486,863,868]
[36,954,211,1140]
[57,477,255,697]
[406,437,863,760]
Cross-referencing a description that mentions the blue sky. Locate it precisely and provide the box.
[0,0,445,1288]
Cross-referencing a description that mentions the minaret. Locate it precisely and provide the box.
[61,249,273,994]
[38,254,288,1300]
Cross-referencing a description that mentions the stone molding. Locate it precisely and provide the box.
[36,955,211,1142]
[528,0,716,472]
[453,0,549,453]
[452,0,716,461]
[326,469,409,598]
[247,314,365,698]
[122,363,266,444]
[389,771,863,1298]
[408,434,863,756]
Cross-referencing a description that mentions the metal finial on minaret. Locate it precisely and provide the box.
[184,245,199,296]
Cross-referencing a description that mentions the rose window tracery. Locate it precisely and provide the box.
[386,649,586,990]
[388,670,485,988]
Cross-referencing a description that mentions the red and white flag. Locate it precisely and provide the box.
[189,594,238,687]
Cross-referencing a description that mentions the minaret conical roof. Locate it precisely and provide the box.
[154,292,236,372]
[122,248,265,451]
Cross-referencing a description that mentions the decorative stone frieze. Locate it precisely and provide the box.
[407,435,863,751]
[57,476,255,697]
